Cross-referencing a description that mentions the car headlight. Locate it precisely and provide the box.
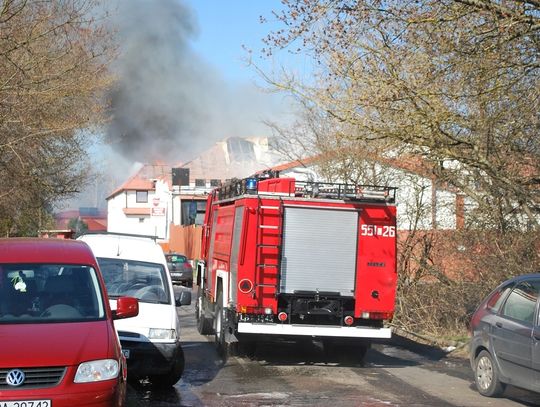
[74,359,119,383]
[148,328,177,340]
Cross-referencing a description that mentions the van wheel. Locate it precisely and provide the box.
[475,350,505,397]
[149,347,185,388]
[196,288,213,335]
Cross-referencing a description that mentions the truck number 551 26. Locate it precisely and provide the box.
[360,224,396,237]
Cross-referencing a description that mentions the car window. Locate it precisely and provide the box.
[487,283,513,313]
[97,257,170,304]
[0,264,105,323]
[501,280,540,324]
[166,254,186,264]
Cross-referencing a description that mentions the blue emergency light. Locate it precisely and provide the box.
[246,178,258,192]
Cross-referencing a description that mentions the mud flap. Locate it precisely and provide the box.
[225,330,238,344]
[224,307,239,344]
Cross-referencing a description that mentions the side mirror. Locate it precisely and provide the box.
[113,296,139,320]
[175,290,191,307]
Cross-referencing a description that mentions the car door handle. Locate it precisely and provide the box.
[496,322,503,328]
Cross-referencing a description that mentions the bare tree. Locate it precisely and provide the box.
[258,0,540,339]
[0,0,114,236]
[262,0,540,230]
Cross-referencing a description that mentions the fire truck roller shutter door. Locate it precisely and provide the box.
[280,207,358,296]
[229,206,244,304]
[206,210,219,293]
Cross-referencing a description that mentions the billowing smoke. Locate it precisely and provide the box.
[107,0,278,163]
[62,0,289,212]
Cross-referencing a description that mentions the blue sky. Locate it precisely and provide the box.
[184,1,287,82]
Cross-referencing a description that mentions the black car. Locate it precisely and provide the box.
[166,253,193,287]
[470,273,540,397]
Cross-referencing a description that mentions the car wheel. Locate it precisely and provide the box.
[149,347,185,388]
[475,350,505,397]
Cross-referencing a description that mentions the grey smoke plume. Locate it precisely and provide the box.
[107,0,282,163]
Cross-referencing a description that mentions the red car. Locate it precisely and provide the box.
[0,238,138,407]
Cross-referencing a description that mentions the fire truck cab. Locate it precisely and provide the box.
[196,171,397,358]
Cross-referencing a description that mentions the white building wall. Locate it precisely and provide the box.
[106,194,127,233]
[171,193,182,226]
[107,180,170,240]
[394,173,433,231]
[435,190,457,229]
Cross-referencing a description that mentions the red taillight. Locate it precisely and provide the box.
[278,312,288,322]
[344,315,354,326]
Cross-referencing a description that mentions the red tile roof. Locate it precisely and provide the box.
[107,175,156,200]
[264,156,320,173]
[85,218,107,231]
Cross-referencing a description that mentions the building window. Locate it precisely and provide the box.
[227,137,255,162]
[195,179,206,187]
[210,179,220,187]
[139,218,145,223]
[181,200,207,226]
[136,191,148,203]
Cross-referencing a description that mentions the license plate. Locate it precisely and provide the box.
[122,349,130,359]
[0,401,51,407]
[171,272,182,277]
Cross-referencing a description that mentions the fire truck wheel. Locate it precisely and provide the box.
[237,339,256,358]
[196,289,214,335]
[323,339,369,363]
[214,290,227,356]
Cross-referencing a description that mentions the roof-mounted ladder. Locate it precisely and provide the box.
[253,197,284,298]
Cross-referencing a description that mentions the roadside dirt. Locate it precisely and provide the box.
[390,328,470,360]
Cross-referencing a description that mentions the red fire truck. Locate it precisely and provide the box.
[196,171,397,358]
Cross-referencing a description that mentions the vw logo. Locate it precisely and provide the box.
[6,369,25,387]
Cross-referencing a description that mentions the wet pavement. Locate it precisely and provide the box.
[125,286,540,407]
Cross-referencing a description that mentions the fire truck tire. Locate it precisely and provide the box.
[237,339,256,358]
[196,289,214,335]
[353,344,369,362]
[323,339,369,363]
[214,290,228,356]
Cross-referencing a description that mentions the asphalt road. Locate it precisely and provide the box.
[125,286,540,407]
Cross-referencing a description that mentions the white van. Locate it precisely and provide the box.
[78,232,191,387]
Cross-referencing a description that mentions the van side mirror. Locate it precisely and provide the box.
[113,296,139,320]
[175,290,191,307]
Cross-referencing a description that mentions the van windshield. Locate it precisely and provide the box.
[97,258,171,304]
[0,264,106,323]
